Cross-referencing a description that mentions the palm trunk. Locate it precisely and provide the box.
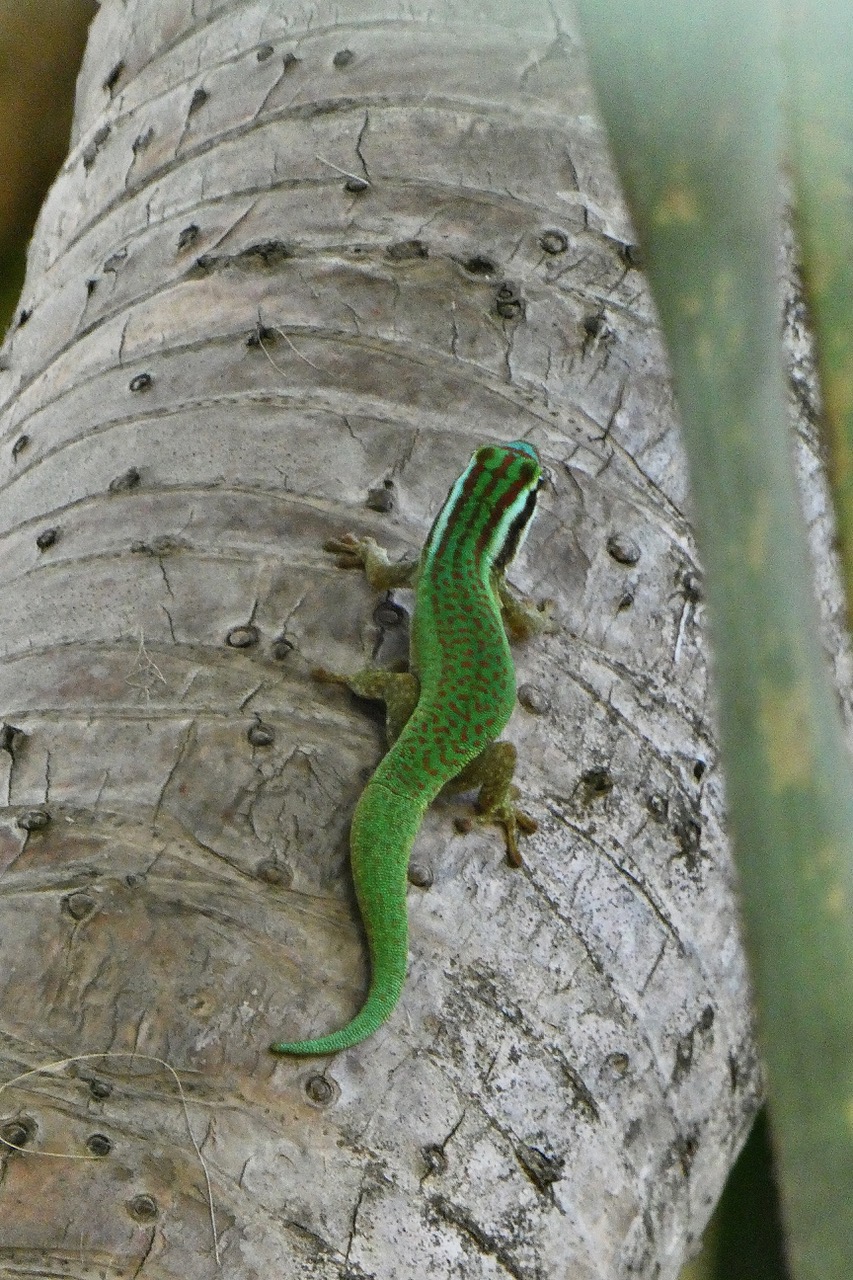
[0,1,814,1275]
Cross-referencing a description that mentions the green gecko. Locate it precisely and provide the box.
[270,440,551,1056]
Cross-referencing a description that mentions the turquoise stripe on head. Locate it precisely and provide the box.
[505,439,539,462]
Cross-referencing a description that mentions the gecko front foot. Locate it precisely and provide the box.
[322,533,377,570]
[323,533,417,589]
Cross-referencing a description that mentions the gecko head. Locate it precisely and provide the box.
[423,439,544,574]
[472,440,544,571]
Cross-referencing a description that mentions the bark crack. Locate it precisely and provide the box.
[428,1194,529,1280]
[354,111,370,181]
[161,606,177,643]
[344,1175,369,1268]
[129,1225,157,1278]
[151,719,195,830]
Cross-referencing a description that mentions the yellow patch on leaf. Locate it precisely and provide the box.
[654,184,699,225]
[822,878,846,918]
[824,368,853,443]
[746,490,771,574]
[758,681,813,792]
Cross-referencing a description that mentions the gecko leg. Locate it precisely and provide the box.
[324,534,417,591]
[318,534,421,741]
[447,741,537,868]
[496,578,557,640]
[313,666,420,745]
[315,668,534,865]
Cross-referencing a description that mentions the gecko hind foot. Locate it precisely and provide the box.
[487,802,538,868]
[454,803,537,868]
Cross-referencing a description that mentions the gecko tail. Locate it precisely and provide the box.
[269,959,408,1057]
[270,780,422,1057]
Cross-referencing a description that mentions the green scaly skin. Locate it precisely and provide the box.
[270,441,550,1055]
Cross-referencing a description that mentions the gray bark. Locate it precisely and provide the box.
[0,0,812,1275]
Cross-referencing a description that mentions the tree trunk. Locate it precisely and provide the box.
[2,0,810,1275]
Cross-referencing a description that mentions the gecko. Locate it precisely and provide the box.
[270,440,551,1056]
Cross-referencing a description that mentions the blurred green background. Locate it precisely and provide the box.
[0,4,790,1276]
[0,0,95,329]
